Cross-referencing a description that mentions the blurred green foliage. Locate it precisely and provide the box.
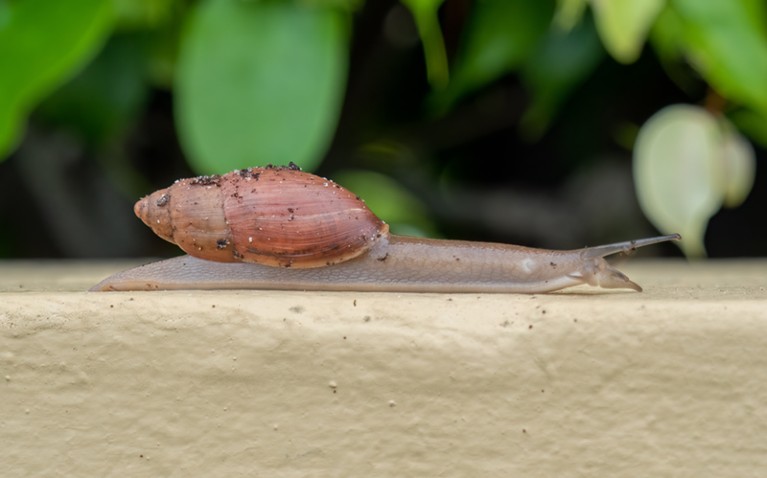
[0,0,765,257]
[401,0,448,88]
[0,0,113,157]
[434,0,555,113]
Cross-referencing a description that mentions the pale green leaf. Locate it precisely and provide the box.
[633,105,724,257]
[0,0,114,160]
[589,0,665,63]
[175,0,348,174]
[718,122,756,208]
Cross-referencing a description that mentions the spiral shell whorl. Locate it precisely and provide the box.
[134,165,388,268]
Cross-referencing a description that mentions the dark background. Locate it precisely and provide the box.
[0,0,763,260]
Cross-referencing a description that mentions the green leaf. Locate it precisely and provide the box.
[0,0,114,160]
[589,0,665,64]
[649,5,684,63]
[401,0,449,89]
[436,0,554,109]
[35,34,150,147]
[520,16,603,138]
[113,0,179,29]
[647,5,704,94]
[729,108,767,148]
[671,0,767,114]
[633,104,756,258]
[176,0,348,174]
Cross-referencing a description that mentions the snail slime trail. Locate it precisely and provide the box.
[92,164,681,293]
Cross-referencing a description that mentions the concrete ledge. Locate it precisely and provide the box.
[1,260,766,476]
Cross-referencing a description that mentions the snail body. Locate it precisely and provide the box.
[92,165,680,293]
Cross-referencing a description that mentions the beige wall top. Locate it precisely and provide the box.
[1,260,766,477]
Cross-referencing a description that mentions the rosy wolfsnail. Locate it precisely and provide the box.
[91,164,680,293]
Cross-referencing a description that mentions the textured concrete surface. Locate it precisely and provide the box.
[1,259,766,477]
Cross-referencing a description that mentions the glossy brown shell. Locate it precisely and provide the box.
[134,165,389,268]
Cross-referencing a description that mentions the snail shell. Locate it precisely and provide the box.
[134,164,388,268]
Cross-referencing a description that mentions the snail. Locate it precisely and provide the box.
[91,164,681,293]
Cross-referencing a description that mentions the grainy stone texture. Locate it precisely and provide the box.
[1,260,766,477]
